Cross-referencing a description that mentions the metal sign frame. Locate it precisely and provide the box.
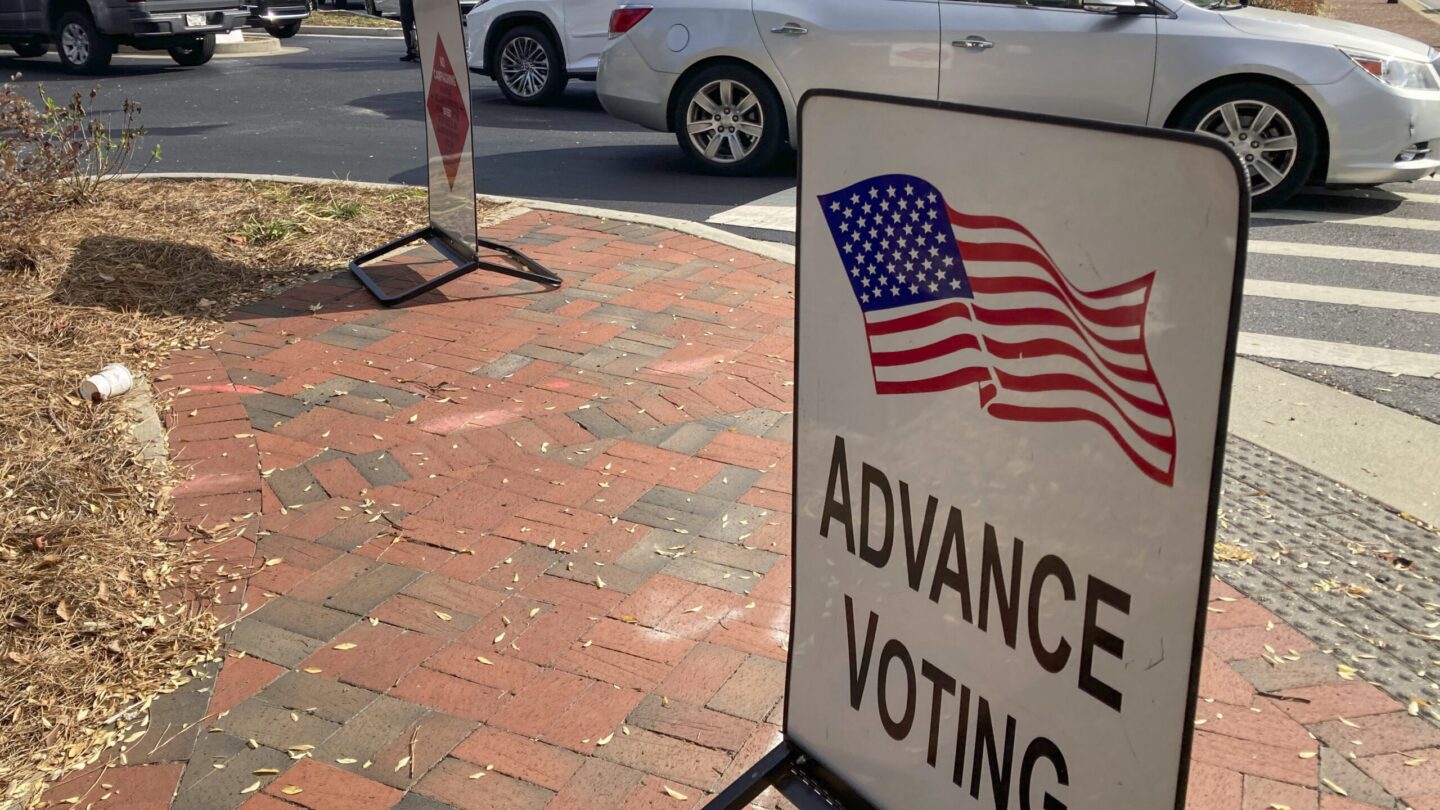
[713,89,1249,810]
[350,0,559,306]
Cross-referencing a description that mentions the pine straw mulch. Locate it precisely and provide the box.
[1249,0,1327,15]
[0,179,497,804]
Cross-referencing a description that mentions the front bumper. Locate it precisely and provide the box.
[1315,67,1440,185]
[596,36,675,134]
[128,8,248,37]
[463,11,494,74]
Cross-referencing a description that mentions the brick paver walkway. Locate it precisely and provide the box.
[37,209,1437,810]
[1326,0,1440,46]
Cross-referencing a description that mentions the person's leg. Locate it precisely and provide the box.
[399,0,418,61]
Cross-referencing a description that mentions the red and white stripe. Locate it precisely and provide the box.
[953,209,1175,486]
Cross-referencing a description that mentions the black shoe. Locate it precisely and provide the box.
[400,52,418,62]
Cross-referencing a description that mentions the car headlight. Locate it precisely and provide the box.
[1341,48,1440,91]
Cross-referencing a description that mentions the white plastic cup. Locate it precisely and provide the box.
[80,364,134,403]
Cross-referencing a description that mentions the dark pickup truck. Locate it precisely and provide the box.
[0,0,248,73]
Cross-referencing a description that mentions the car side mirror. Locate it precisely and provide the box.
[1082,0,1156,14]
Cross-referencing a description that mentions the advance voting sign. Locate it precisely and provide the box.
[788,93,1246,809]
[415,0,477,256]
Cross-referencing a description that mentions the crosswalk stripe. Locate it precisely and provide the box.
[1248,240,1440,270]
[1259,210,1440,231]
[1243,280,1440,314]
[1237,333,1440,378]
[707,188,797,232]
[1307,188,1440,205]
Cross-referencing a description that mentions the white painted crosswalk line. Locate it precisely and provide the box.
[1237,333,1440,378]
[707,188,797,232]
[1243,280,1440,314]
[1248,240,1440,270]
[1259,210,1440,231]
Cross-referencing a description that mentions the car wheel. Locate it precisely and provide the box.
[56,12,113,74]
[167,33,216,66]
[333,0,349,9]
[672,64,784,177]
[363,0,376,15]
[265,21,301,38]
[1175,83,1317,209]
[494,25,566,106]
[10,43,48,58]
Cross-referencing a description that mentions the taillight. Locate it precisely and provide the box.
[608,5,652,38]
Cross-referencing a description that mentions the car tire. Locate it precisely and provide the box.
[55,11,113,74]
[493,25,567,106]
[671,63,784,177]
[1174,82,1317,209]
[10,43,48,58]
[167,33,215,66]
[363,0,377,15]
[333,0,349,9]
[265,21,301,38]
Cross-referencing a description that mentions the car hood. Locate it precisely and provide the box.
[1220,7,1433,62]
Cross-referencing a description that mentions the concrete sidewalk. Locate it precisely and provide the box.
[37,208,1440,810]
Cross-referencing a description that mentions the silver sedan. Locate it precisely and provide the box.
[597,0,1440,207]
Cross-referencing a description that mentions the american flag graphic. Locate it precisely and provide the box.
[818,174,1176,487]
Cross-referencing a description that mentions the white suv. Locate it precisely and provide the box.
[464,0,616,104]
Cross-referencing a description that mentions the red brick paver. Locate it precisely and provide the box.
[35,208,1435,810]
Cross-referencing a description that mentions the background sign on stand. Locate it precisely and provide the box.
[349,0,559,306]
[414,0,476,256]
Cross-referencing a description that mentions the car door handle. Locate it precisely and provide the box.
[770,22,809,35]
[952,36,995,51]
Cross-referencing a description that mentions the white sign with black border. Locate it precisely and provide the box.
[783,91,1246,810]
[415,0,477,257]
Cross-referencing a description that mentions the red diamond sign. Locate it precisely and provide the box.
[425,34,469,191]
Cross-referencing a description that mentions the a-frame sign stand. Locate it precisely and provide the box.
[709,741,876,810]
[350,0,559,306]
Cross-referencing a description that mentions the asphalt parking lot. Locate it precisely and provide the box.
[4,33,1438,424]
[0,34,793,233]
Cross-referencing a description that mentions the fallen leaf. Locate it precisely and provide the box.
[683,605,703,614]
[334,642,357,651]
[1321,778,1348,797]
[597,732,614,746]
[395,756,411,772]
[303,667,322,674]
[469,771,488,780]
[435,611,453,622]
[240,781,261,795]
[253,769,279,775]
[494,632,506,644]
[663,786,689,801]
[281,787,303,796]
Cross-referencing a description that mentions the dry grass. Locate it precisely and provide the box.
[1248,0,1326,16]
[0,179,451,802]
[308,9,401,27]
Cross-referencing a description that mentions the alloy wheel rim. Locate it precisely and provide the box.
[1195,100,1298,196]
[685,79,764,165]
[61,22,88,65]
[499,37,548,98]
